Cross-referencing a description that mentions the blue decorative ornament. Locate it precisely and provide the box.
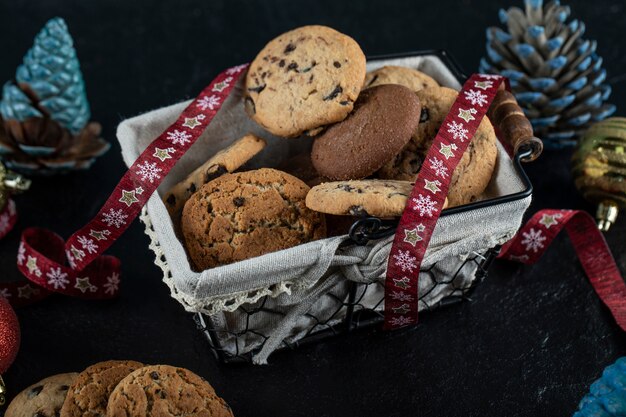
[573,357,626,417]
[0,17,108,174]
[480,0,616,149]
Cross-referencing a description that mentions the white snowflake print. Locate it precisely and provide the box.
[464,89,488,107]
[390,315,413,327]
[428,157,449,178]
[77,235,98,254]
[520,228,546,253]
[196,95,221,111]
[0,213,10,235]
[136,161,162,183]
[104,272,120,295]
[17,242,26,265]
[393,250,418,273]
[479,74,502,80]
[0,288,11,298]
[390,291,414,302]
[226,64,248,75]
[412,194,438,217]
[102,208,128,229]
[447,121,469,142]
[166,129,192,146]
[46,267,69,290]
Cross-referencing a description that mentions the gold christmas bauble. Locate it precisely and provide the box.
[0,162,31,212]
[572,117,626,231]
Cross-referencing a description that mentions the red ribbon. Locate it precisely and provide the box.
[5,64,249,302]
[0,200,17,241]
[384,74,505,330]
[498,209,626,331]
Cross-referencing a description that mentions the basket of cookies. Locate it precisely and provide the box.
[117,25,542,364]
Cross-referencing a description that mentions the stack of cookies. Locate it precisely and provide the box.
[163,25,498,272]
[5,360,233,417]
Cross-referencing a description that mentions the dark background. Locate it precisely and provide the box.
[1,0,625,416]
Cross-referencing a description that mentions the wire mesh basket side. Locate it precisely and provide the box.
[196,247,500,364]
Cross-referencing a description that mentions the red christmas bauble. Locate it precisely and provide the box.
[0,297,20,374]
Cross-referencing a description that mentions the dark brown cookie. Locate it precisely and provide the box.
[106,365,233,417]
[6,373,78,417]
[311,84,421,180]
[60,360,144,417]
[245,25,366,137]
[181,168,326,270]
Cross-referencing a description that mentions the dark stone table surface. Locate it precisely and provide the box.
[0,1,625,415]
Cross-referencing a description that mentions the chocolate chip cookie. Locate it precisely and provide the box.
[106,365,233,417]
[60,360,144,417]
[163,133,266,221]
[306,180,448,217]
[311,84,421,180]
[6,373,78,417]
[182,168,326,270]
[378,86,498,207]
[245,25,366,137]
[363,65,439,92]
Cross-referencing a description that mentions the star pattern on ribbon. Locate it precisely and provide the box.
[384,74,504,331]
[7,64,250,303]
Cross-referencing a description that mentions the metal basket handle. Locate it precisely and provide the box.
[488,88,543,162]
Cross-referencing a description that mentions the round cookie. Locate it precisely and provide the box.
[245,25,366,137]
[378,86,498,207]
[106,365,233,417]
[182,168,326,270]
[306,180,448,217]
[311,84,422,180]
[60,360,144,417]
[6,373,78,417]
[363,65,439,92]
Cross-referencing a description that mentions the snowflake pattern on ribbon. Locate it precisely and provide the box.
[136,161,162,183]
[77,235,98,254]
[104,272,120,295]
[464,89,488,107]
[17,242,25,265]
[390,316,414,327]
[46,267,69,290]
[412,194,438,217]
[166,130,192,146]
[447,121,469,142]
[428,157,449,178]
[390,291,414,302]
[196,95,221,111]
[102,208,128,229]
[393,250,418,273]
[520,228,546,253]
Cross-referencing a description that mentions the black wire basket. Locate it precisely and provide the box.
[135,50,537,365]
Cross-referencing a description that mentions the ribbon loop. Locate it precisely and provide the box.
[499,209,626,331]
[12,64,249,299]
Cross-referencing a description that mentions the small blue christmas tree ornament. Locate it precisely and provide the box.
[573,357,626,417]
[0,17,109,174]
[480,0,616,149]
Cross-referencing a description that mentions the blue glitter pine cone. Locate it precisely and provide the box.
[480,0,616,149]
[0,17,109,174]
[573,357,626,417]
